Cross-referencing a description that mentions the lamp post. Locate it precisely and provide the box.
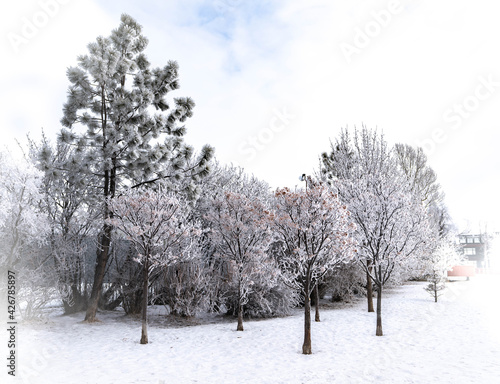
[299,173,308,191]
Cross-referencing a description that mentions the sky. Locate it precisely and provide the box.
[1,0,499,233]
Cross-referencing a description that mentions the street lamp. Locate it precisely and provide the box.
[299,173,308,191]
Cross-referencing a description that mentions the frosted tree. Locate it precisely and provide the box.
[0,150,48,267]
[195,162,272,211]
[424,241,462,302]
[205,191,276,331]
[394,143,450,252]
[107,187,201,344]
[321,128,376,312]
[390,144,449,282]
[193,162,297,317]
[272,184,356,354]
[0,150,51,320]
[324,259,366,303]
[28,135,99,313]
[394,144,443,208]
[153,258,212,317]
[322,127,432,336]
[59,14,213,322]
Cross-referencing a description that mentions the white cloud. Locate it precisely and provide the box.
[0,0,115,150]
[1,0,499,230]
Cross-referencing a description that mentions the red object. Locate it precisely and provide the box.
[447,265,476,277]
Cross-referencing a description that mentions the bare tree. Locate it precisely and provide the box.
[424,241,462,302]
[107,188,201,344]
[205,191,276,331]
[393,144,443,208]
[272,184,356,354]
[0,150,51,320]
[194,163,296,318]
[321,129,376,312]
[29,136,99,313]
[323,127,432,336]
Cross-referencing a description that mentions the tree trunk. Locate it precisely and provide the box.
[85,162,116,322]
[302,278,312,354]
[367,260,374,312]
[314,283,320,322]
[84,224,112,322]
[140,257,149,344]
[237,303,244,331]
[237,280,244,331]
[376,284,383,336]
[434,282,438,303]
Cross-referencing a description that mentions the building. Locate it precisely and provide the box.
[458,233,486,268]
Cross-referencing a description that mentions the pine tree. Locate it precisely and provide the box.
[59,14,213,322]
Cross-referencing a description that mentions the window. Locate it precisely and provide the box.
[466,237,474,244]
[474,237,481,243]
[464,248,476,255]
[459,237,467,244]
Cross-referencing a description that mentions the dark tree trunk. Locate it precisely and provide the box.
[376,284,383,336]
[237,303,244,331]
[140,257,149,344]
[84,224,112,322]
[314,283,320,322]
[84,159,116,322]
[237,280,244,331]
[434,282,438,303]
[367,260,374,312]
[302,274,312,354]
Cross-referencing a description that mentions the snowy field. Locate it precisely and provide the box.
[9,275,500,384]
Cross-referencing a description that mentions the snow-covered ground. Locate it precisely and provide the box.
[9,275,500,384]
